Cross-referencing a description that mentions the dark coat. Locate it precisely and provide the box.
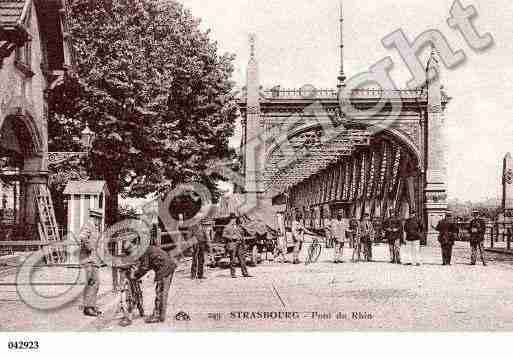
[223,220,243,242]
[133,245,177,282]
[404,216,424,241]
[383,217,403,243]
[468,218,486,244]
[436,219,459,245]
[189,224,212,250]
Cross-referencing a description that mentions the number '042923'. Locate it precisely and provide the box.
[7,341,39,350]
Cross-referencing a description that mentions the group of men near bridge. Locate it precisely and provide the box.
[76,207,488,325]
[288,208,488,267]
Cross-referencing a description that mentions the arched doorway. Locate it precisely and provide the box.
[0,108,46,241]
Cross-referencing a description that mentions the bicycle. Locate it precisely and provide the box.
[305,237,322,265]
[117,267,145,326]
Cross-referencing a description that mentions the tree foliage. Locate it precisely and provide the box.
[48,0,238,224]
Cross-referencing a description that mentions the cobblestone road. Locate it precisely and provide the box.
[1,240,512,331]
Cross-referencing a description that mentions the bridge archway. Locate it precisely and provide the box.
[271,125,421,228]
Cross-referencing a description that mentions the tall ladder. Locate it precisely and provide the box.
[35,185,64,264]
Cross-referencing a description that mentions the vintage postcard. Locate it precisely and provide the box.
[0,0,512,338]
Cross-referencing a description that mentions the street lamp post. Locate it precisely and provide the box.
[47,124,96,168]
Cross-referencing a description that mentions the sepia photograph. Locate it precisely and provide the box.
[0,0,513,350]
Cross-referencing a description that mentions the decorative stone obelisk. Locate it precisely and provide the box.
[244,34,261,193]
[425,48,448,242]
[242,34,267,212]
[502,152,513,216]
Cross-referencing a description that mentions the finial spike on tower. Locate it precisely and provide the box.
[249,33,256,59]
[338,0,346,87]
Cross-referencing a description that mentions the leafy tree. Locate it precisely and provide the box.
[48,0,238,225]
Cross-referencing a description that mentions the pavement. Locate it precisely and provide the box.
[1,239,513,331]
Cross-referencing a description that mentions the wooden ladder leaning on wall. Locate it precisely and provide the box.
[35,185,64,264]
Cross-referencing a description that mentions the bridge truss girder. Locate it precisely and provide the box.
[281,135,421,226]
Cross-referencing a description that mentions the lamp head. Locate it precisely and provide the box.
[81,124,95,150]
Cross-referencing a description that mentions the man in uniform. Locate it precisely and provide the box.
[274,212,288,263]
[468,210,487,266]
[383,207,403,264]
[79,219,102,317]
[330,211,349,263]
[223,213,252,277]
[125,241,177,323]
[404,209,423,266]
[359,213,375,262]
[435,211,459,265]
[190,222,212,279]
[350,216,361,262]
[324,215,334,249]
[291,213,307,264]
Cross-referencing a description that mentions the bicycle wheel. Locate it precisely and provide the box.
[131,280,145,317]
[305,241,317,265]
[311,244,322,263]
[123,279,134,314]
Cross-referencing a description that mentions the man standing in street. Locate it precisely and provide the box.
[291,213,306,264]
[469,210,487,266]
[435,211,459,265]
[274,212,288,263]
[404,209,423,266]
[350,216,361,262]
[324,215,334,249]
[383,207,403,264]
[79,219,102,317]
[125,241,177,323]
[331,211,349,263]
[223,213,252,277]
[190,221,212,279]
[359,213,375,262]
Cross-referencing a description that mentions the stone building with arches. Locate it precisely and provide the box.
[0,0,72,241]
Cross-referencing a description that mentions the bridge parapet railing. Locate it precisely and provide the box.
[262,88,423,100]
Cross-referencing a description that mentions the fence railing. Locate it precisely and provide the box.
[455,221,512,251]
[488,222,512,250]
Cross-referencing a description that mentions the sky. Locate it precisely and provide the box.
[177,0,513,202]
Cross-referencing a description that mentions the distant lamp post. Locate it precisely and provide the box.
[81,124,96,151]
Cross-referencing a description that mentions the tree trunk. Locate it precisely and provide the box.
[105,175,119,226]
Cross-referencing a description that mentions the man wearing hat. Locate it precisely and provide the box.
[349,216,361,262]
[330,210,350,263]
[383,207,403,264]
[190,222,213,279]
[359,213,375,261]
[404,209,424,266]
[291,213,307,264]
[79,219,102,317]
[223,213,252,277]
[468,210,487,266]
[435,211,459,265]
